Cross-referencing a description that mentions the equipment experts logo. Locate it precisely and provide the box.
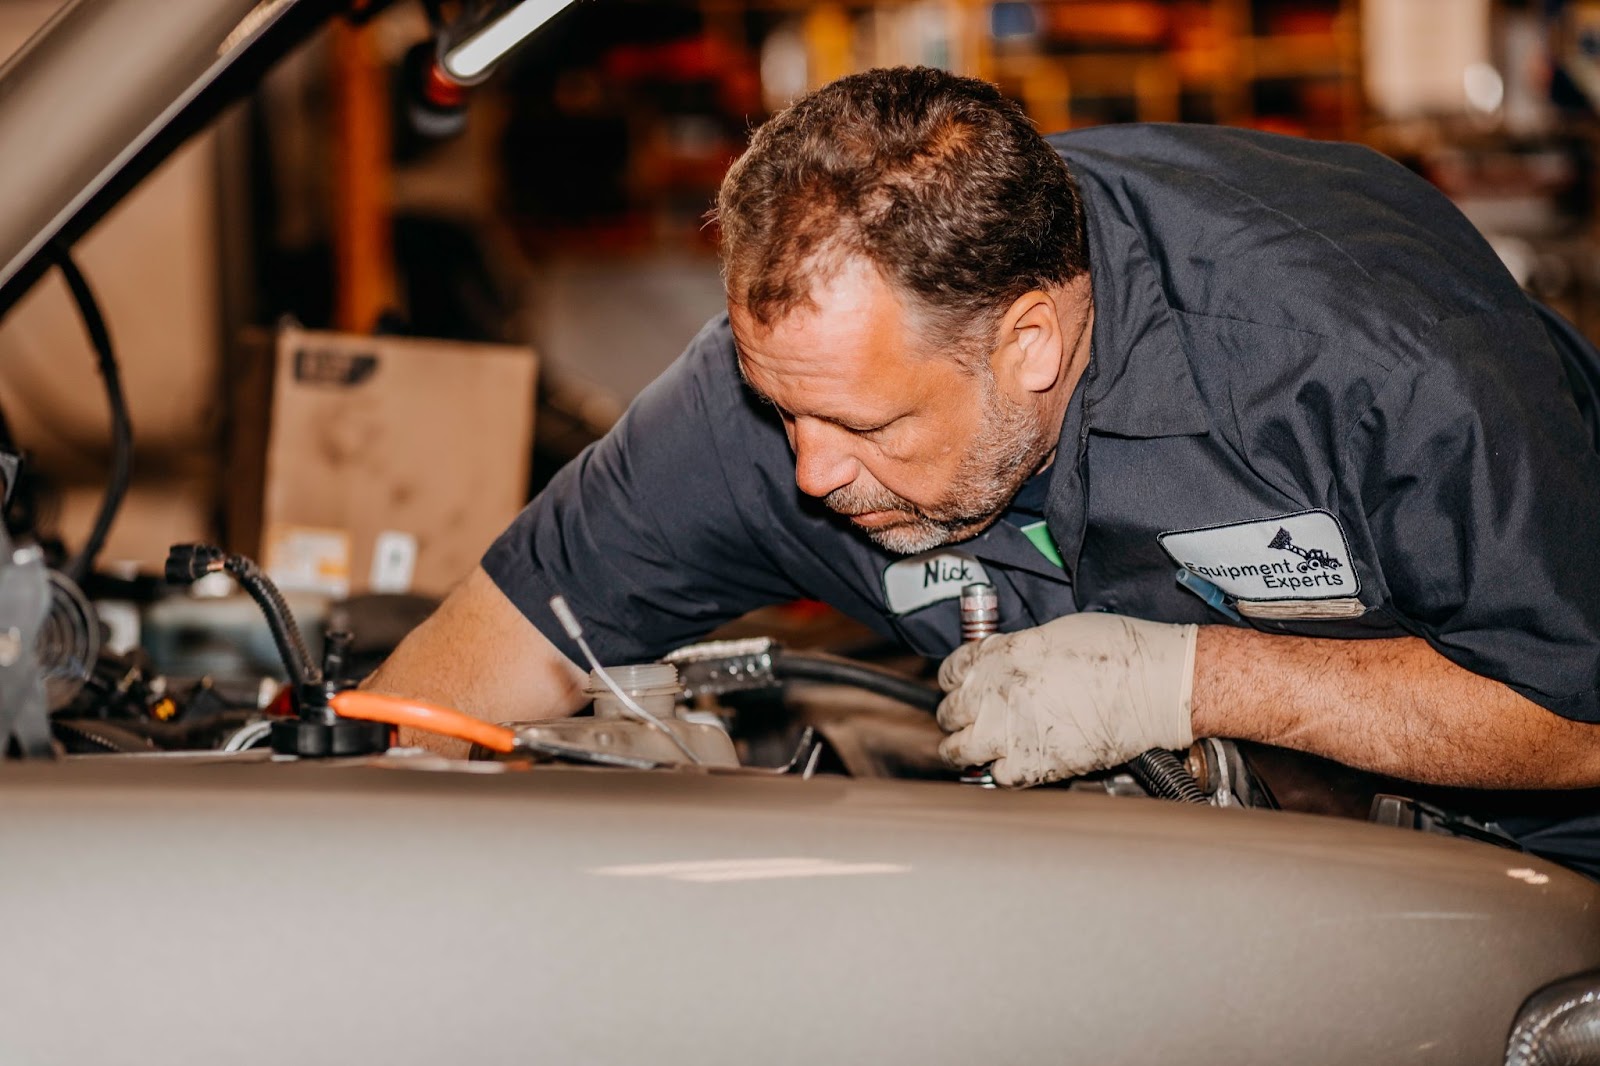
[1157,509,1359,602]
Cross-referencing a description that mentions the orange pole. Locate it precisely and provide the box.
[330,19,396,334]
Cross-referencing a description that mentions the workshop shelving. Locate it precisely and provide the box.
[699,0,1365,139]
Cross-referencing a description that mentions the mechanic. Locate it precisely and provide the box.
[368,66,1600,803]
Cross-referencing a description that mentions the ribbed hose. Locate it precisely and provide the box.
[770,650,942,713]
[51,718,154,754]
[1127,748,1207,803]
[223,556,317,687]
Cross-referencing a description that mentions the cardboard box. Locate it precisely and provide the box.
[228,327,537,599]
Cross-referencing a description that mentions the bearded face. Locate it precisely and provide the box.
[730,257,1085,558]
[820,365,1054,554]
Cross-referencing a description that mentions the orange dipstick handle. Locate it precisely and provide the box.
[329,691,520,754]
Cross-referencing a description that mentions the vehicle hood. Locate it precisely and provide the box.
[1,758,1596,1065]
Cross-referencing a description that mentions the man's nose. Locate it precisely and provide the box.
[791,418,860,498]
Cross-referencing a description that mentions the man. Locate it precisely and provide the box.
[369,67,1600,801]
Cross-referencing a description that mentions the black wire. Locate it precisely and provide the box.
[222,554,318,689]
[49,244,132,584]
[770,650,943,714]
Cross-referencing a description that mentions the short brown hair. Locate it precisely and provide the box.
[714,66,1088,352]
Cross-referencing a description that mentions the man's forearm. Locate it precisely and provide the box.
[1190,628,1600,789]
[363,567,587,754]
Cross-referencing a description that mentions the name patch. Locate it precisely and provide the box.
[1157,509,1359,602]
[882,550,990,615]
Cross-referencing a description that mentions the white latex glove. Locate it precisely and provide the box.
[937,613,1198,788]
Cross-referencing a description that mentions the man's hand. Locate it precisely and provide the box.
[936,613,1198,787]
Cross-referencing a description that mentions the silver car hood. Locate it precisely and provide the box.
[0,0,323,308]
[2,757,1596,1065]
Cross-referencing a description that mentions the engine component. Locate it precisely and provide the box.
[1370,794,1524,851]
[1126,749,1207,805]
[550,595,703,765]
[958,582,999,643]
[666,637,945,713]
[666,637,776,697]
[219,717,275,753]
[956,583,1000,787]
[1185,736,1274,809]
[38,568,100,710]
[1506,970,1600,1065]
[165,545,317,690]
[0,541,54,758]
[667,635,1212,803]
[586,662,680,721]
[771,651,941,712]
[511,717,739,769]
[52,717,155,754]
[164,544,391,759]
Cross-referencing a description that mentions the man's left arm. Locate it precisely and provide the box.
[941,308,1600,788]
[1193,628,1600,790]
[937,609,1600,791]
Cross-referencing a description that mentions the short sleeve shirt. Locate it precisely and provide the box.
[483,124,1600,723]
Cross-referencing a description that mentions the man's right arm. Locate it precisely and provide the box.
[362,566,588,754]
[366,316,800,753]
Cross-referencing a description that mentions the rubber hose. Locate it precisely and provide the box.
[1128,748,1207,803]
[771,650,942,713]
[223,556,317,687]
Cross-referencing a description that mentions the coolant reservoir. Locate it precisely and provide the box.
[510,660,735,767]
[585,663,681,720]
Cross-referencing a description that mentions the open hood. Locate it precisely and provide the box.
[0,0,349,315]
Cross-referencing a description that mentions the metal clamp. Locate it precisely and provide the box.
[663,637,778,700]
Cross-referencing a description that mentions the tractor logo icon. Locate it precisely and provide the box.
[1268,528,1343,573]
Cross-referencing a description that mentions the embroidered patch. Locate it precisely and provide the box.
[882,550,990,615]
[1157,509,1360,602]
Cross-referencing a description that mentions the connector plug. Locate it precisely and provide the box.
[164,543,227,586]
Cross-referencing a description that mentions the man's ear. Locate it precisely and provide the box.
[993,289,1065,395]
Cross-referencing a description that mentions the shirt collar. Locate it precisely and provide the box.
[1071,166,1210,440]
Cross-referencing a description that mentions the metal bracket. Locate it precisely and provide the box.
[1370,794,1523,850]
[0,542,54,759]
[663,637,778,700]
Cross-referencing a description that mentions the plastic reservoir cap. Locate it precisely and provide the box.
[585,662,679,697]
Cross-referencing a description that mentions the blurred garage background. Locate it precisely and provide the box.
[0,0,1593,668]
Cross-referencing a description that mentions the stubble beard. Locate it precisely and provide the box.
[824,373,1054,555]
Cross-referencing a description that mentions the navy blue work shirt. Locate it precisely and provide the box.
[484,124,1600,724]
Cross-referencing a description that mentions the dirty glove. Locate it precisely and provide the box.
[937,613,1198,788]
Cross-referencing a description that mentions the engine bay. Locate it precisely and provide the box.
[1,511,1548,872]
